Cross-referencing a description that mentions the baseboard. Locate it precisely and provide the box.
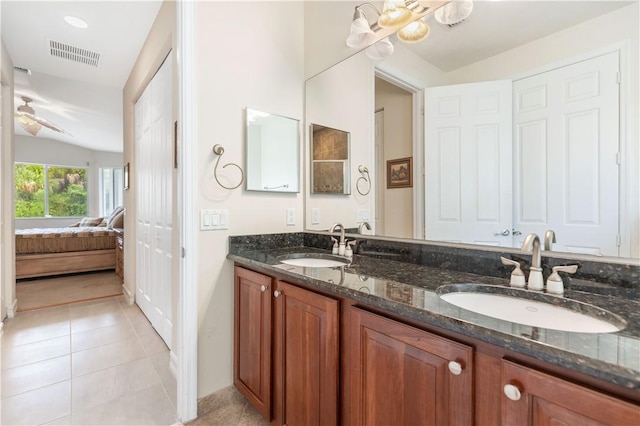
[6,298,17,318]
[122,283,135,304]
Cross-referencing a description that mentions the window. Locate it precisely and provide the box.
[99,167,123,216]
[15,163,88,218]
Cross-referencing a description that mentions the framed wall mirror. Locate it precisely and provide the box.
[245,107,300,193]
[310,124,351,195]
[304,1,639,260]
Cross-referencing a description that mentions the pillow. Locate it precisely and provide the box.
[78,217,104,227]
[106,206,124,225]
[108,209,125,229]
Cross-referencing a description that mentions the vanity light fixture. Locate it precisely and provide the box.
[397,18,430,43]
[434,0,474,26]
[346,1,441,57]
[378,0,413,29]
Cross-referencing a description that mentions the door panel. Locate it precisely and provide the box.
[513,51,620,255]
[425,80,513,246]
[134,53,173,349]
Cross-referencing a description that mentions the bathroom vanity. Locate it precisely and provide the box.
[229,233,640,425]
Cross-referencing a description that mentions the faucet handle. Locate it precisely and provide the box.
[500,257,525,288]
[546,264,578,295]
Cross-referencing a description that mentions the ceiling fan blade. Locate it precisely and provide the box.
[33,115,66,134]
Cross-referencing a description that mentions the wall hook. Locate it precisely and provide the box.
[212,144,244,190]
[356,165,371,195]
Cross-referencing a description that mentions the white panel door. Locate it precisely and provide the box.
[135,54,173,349]
[425,80,513,246]
[513,52,619,256]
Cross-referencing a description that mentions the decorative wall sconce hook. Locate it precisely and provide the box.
[212,144,244,190]
[356,165,371,195]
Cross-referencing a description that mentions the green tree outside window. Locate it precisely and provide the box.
[15,163,87,218]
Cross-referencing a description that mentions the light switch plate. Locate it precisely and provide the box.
[200,209,229,230]
[311,208,320,225]
[286,208,295,226]
[357,209,370,222]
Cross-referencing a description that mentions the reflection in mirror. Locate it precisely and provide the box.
[305,1,639,260]
[310,124,351,194]
[245,108,300,193]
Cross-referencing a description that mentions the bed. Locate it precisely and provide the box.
[15,207,125,279]
[15,227,118,279]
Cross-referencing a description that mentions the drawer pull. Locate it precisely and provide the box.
[448,361,463,375]
[274,290,282,298]
[260,285,267,292]
[503,384,522,401]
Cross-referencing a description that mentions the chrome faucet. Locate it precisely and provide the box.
[521,233,544,290]
[358,222,371,234]
[329,223,346,255]
[544,230,556,251]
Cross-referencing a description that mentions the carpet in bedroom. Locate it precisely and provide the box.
[16,271,123,311]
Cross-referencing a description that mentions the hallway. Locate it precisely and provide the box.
[1,295,177,425]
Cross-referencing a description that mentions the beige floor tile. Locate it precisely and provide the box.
[44,415,72,425]
[2,354,71,398]
[72,336,146,377]
[2,307,70,347]
[2,335,70,370]
[72,357,161,413]
[71,321,136,353]
[70,382,177,425]
[69,299,128,334]
[136,326,170,356]
[149,351,177,408]
[1,380,71,425]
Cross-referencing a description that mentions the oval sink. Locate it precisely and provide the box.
[277,253,350,268]
[437,284,626,333]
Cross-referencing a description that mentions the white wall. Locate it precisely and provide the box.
[14,135,122,229]
[194,1,304,396]
[444,4,640,258]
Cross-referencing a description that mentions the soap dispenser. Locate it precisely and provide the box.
[546,264,578,295]
[500,257,525,288]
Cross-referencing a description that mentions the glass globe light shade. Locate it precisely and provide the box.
[397,19,430,43]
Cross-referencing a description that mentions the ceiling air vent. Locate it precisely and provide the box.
[49,40,100,67]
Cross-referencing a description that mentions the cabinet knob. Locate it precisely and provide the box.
[448,361,463,375]
[503,383,522,401]
[260,285,267,292]
[274,290,282,298]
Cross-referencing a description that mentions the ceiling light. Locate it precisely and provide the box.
[64,15,88,29]
[397,19,430,43]
[378,0,414,29]
[434,0,474,26]
[365,38,394,60]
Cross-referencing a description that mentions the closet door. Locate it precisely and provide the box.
[135,54,173,349]
[513,51,620,256]
[425,80,513,246]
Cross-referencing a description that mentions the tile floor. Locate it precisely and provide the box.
[1,295,178,425]
[188,386,268,426]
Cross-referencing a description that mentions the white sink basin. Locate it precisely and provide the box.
[277,253,350,268]
[437,284,626,333]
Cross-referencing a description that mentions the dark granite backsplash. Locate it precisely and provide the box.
[230,232,639,295]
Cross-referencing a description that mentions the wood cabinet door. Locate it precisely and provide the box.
[502,359,640,425]
[273,280,339,426]
[348,307,473,426]
[234,267,272,421]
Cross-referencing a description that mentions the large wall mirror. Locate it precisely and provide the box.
[246,108,300,193]
[305,0,639,260]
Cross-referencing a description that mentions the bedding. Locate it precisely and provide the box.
[15,226,116,254]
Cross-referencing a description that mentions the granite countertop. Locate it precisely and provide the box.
[228,246,640,391]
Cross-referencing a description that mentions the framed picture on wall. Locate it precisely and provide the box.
[387,157,412,189]
[124,163,130,190]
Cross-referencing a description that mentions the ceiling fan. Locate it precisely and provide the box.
[15,96,69,137]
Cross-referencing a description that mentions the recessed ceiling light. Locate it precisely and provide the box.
[64,16,88,29]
